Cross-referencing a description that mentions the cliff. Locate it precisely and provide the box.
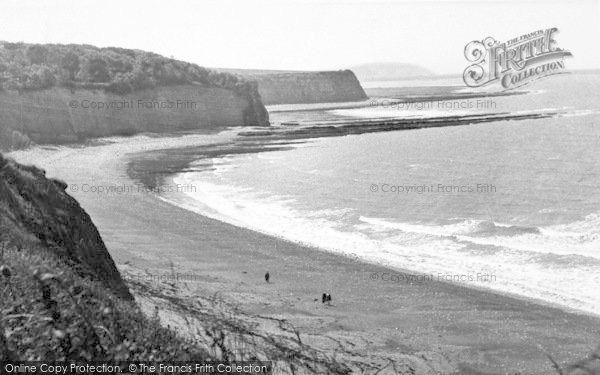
[0,41,269,150]
[0,153,131,299]
[0,84,268,149]
[245,70,367,105]
[0,151,214,361]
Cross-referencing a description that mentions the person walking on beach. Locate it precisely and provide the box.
[326,293,331,305]
[265,272,270,283]
[322,293,327,303]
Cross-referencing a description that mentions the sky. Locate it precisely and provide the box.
[1,0,598,74]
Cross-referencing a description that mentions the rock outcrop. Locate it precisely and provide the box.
[248,70,367,105]
[0,153,132,299]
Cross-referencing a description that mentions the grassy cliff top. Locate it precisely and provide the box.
[0,41,257,95]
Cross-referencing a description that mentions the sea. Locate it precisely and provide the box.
[158,72,600,316]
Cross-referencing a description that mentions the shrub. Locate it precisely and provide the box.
[0,243,208,362]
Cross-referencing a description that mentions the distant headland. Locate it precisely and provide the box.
[348,62,434,81]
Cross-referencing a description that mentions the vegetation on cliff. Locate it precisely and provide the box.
[0,41,256,96]
[0,240,207,362]
[0,42,269,151]
[1,153,199,361]
[0,153,131,299]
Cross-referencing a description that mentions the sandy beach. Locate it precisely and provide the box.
[9,131,600,374]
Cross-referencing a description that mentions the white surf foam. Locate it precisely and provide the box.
[160,165,600,316]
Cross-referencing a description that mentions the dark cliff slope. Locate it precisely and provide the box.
[0,153,131,299]
[241,70,367,105]
[0,157,212,362]
[0,42,269,150]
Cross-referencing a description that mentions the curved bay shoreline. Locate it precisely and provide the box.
[9,129,600,374]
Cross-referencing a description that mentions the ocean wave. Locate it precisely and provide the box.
[158,172,600,316]
[359,216,540,237]
[360,214,600,258]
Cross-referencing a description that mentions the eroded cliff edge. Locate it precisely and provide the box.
[0,153,132,299]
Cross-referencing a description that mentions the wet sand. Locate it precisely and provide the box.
[9,132,600,374]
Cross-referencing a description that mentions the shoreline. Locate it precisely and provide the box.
[8,131,600,374]
[169,171,600,322]
[160,171,600,321]
[132,127,600,319]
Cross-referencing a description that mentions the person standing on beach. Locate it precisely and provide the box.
[326,293,331,305]
[322,293,327,303]
[265,272,270,283]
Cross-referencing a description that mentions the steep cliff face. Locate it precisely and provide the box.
[0,153,132,299]
[0,84,269,150]
[250,70,367,105]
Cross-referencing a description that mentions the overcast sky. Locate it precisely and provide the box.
[1,0,598,74]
